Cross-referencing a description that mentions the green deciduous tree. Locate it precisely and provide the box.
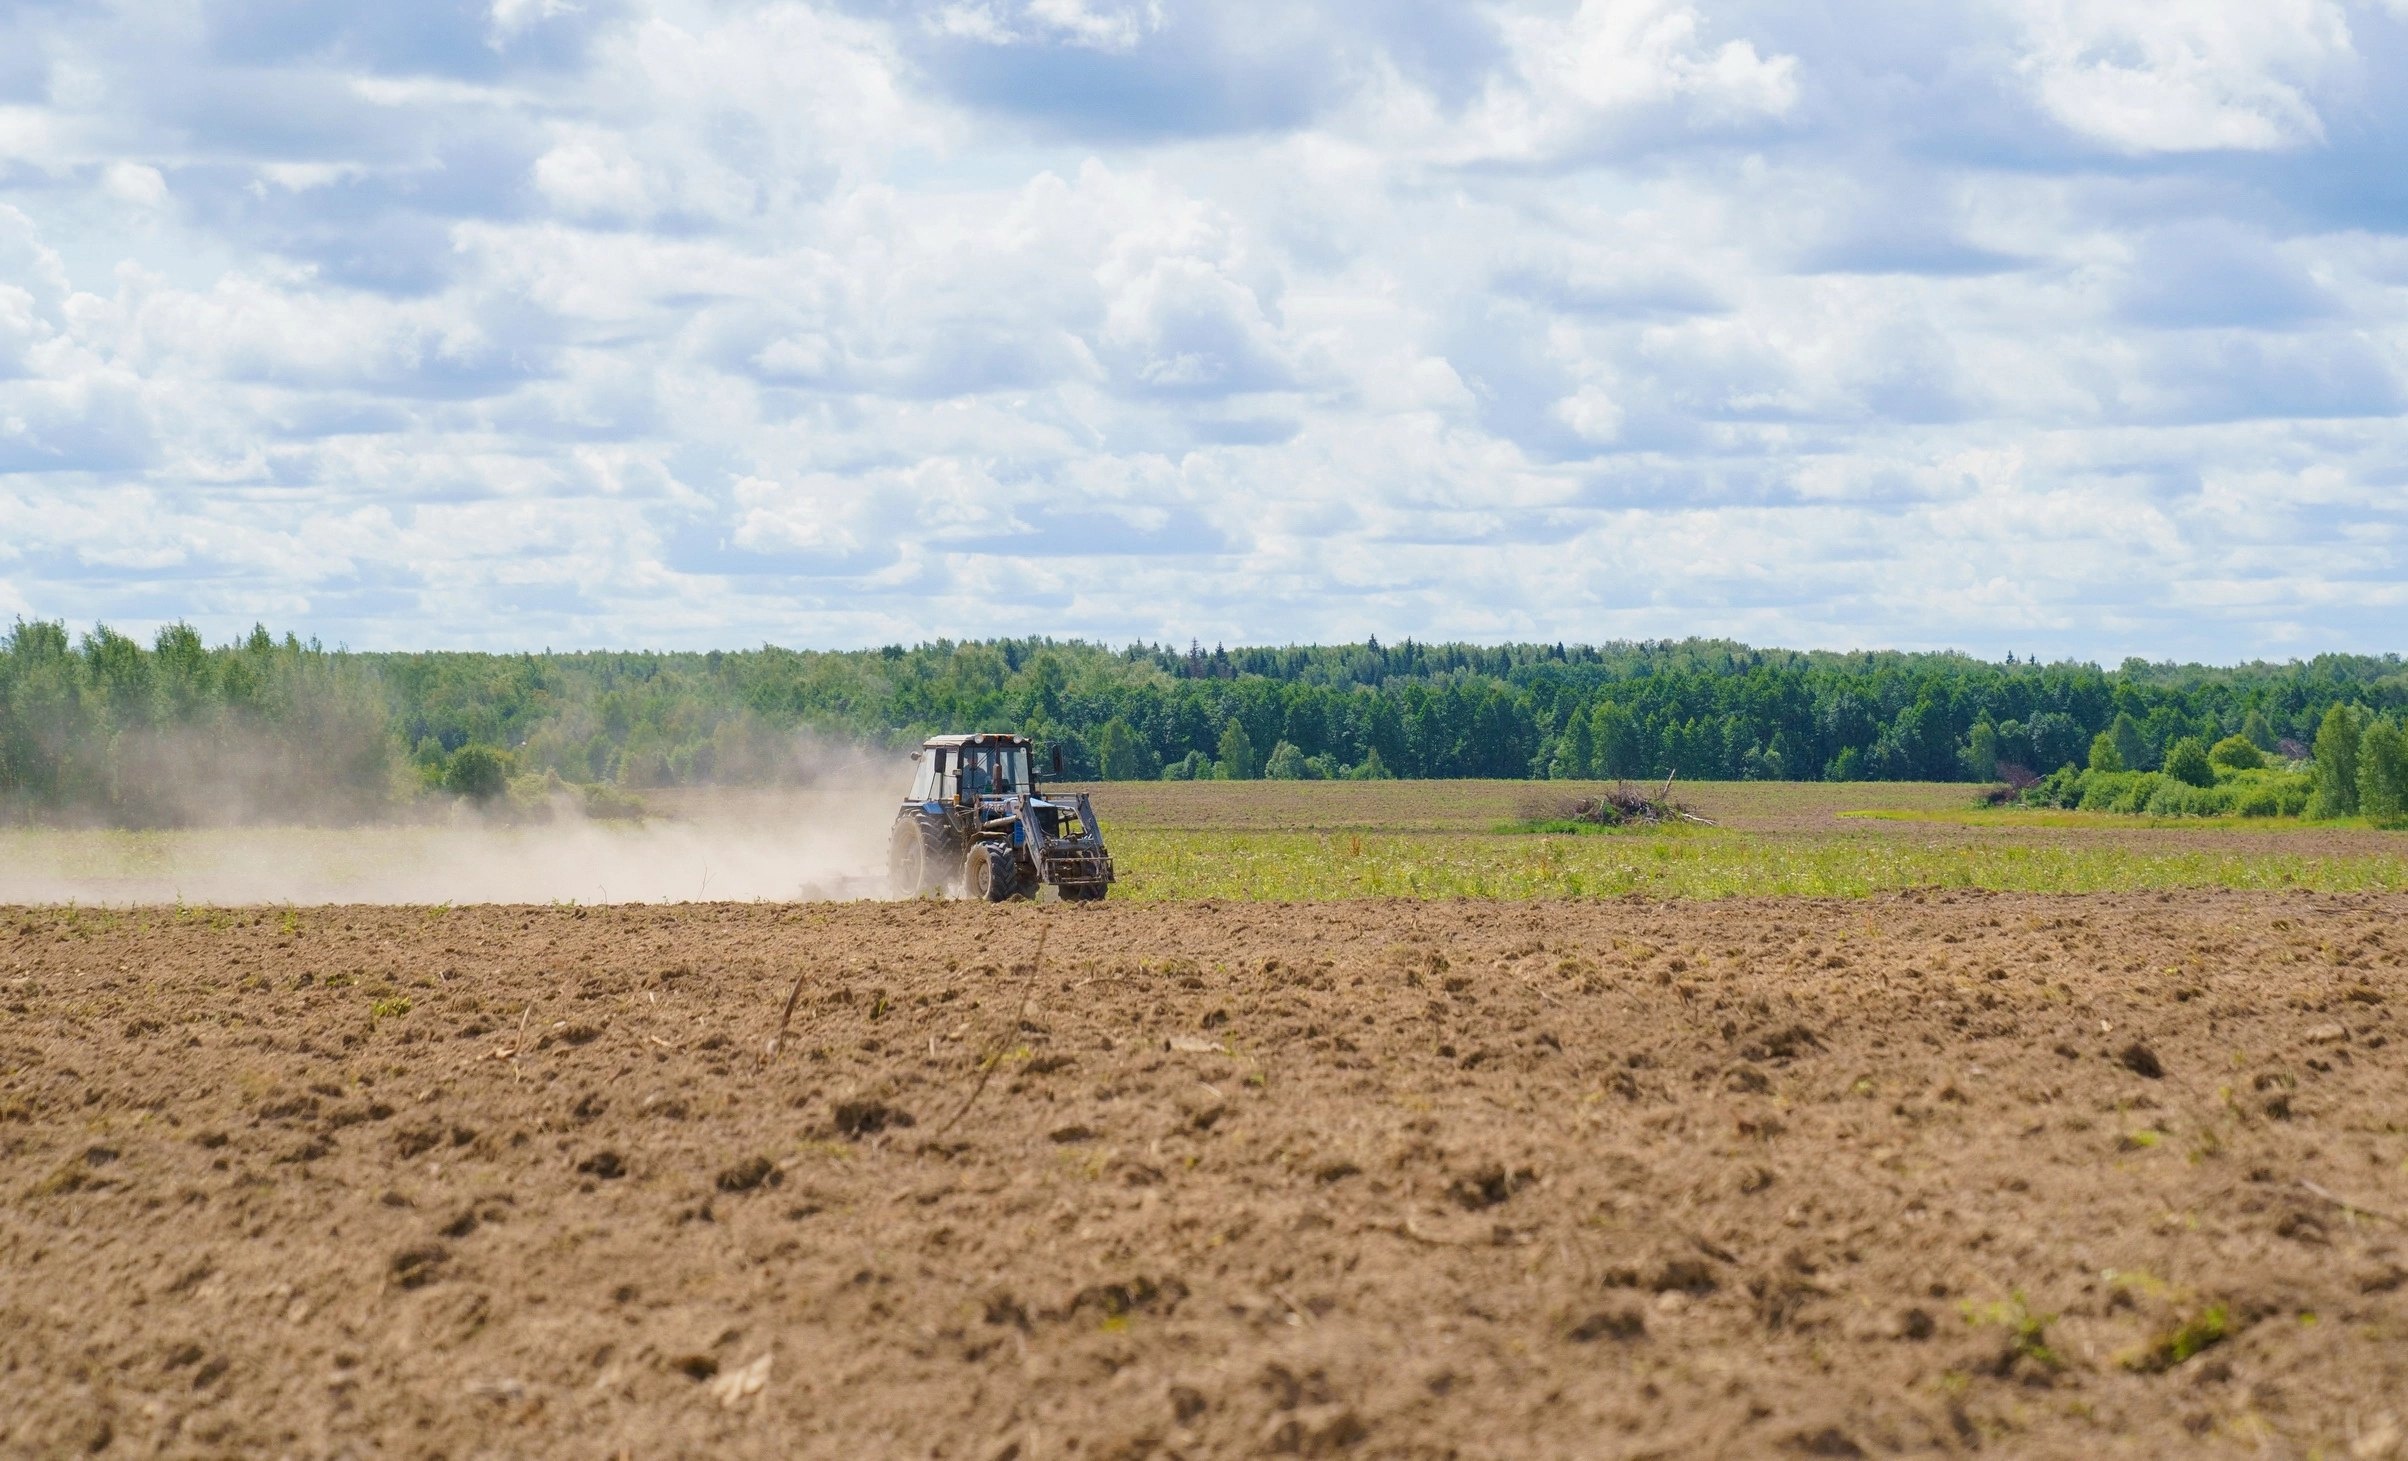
[1589,701,1643,777]
[2108,713,2150,773]
[1964,717,2003,779]
[1557,706,1594,778]
[1215,718,1258,780]
[1093,717,1147,781]
[2359,717,2408,825]
[1263,740,1309,780]
[2087,730,2125,773]
[2310,704,2364,817]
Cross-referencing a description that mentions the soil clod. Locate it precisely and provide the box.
[2119,1042,2166,1079]
[1447,1164,1536,1210]
[832,1099,913,1137]
[715,1156,778,1192]
[390,1244,449,1290]
[1568,1309,1646,1342]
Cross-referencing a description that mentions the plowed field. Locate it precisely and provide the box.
[5,893,2406,1457]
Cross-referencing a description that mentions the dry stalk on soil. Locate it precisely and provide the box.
[760,969,809,1068]
[1364,1218,1482,1248]
[2299,1179,2408,1227]
[928,922,1051,1141]
[484,1002,533,1080]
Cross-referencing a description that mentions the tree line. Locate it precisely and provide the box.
[2019,705,2408,825]
[3,620,2404,824]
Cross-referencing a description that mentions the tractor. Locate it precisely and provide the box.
[887,733,1115,901]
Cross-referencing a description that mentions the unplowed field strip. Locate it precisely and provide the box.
[4,894,2404,1457]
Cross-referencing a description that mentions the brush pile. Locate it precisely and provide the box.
[1520,775,1714,828]
[1978,762,2042,805]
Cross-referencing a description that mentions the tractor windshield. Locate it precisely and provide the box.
[959,744,1031,795]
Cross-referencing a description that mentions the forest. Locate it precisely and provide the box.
[3,619,2406,824]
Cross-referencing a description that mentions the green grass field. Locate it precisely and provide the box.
[3,780,2403,904]
[1080,780,2408,901]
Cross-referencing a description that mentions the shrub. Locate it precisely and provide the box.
[442,744,511,802]
[508,768,569,814]
[1263,741,1312,780]
[2207,734,2264,771]
[2037,763,2307,820]
[2229,768,2314,816]
[2025,765,2082,808]
[2069,771,2119,810]
[2144,779,2233,817]
[1162,750,1211,781]
[1345,746,1395,781]
[2162,737,2215,788]
[2235,784,2283,818]
[2112,773,2166,813]
[2072,770,2151,812]
[582,782,646,819]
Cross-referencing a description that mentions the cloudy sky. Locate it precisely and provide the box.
[3,0,2405,659]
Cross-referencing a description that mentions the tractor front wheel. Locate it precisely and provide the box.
[966,843,1018,902]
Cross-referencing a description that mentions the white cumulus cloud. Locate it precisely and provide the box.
[0,0,2400,659]
[2011,0,2354,153]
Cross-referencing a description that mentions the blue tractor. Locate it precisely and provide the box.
[887,733,1115,902]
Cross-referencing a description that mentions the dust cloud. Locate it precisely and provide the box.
[0,779,906,907]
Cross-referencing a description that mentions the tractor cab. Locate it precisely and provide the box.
[909,739,1031,802]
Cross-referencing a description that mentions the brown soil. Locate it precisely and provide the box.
[4,893,2405,1458]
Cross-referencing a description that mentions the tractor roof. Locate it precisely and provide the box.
[919,732,1030,748]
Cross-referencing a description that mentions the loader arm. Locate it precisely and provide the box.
[1017,792,1113,891]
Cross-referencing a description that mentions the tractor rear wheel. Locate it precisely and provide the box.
[888,816,954,897]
